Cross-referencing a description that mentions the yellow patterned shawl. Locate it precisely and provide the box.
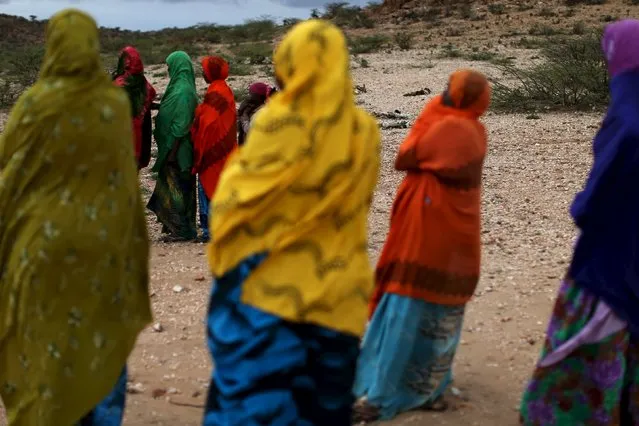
[0,10,151,425]
[208,20,380,337]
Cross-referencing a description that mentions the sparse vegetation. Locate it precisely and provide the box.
[394,32,413,50]
[492,32,608,112]
[349,35,389,54]
[488,4,506,15]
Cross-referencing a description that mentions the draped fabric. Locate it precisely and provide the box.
[112,46,156,169]
[0,9,151,425]
[370,70,490,316]
[567,20,639,335]
[207,20,381,337]
[191,56,237,199]
[151,51,198,174]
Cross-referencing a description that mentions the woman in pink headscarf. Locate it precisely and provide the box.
[520,19,639,425]
[236,82,277,146]
[112,46,157,170]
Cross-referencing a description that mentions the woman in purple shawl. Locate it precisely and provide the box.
[520,20,639,425]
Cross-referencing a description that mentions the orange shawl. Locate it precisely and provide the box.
[191,56,237,198]
[370,70,491,316]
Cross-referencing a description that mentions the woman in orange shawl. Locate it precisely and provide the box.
[191,56,237,242]
[353,69,491,423]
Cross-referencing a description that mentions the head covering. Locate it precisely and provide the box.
[112,46,157,166]
[201,55,229,84]
[152,51,199,173]
[191,56,237,198]
[208,20,381,337]
[568,22,639,334]
[237,82,275,146]
[370,69,490,316]
[248,82,274,98]
[601,19,639,78]
[0,9,150,426]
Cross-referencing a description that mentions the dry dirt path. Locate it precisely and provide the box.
[0,52,600,425]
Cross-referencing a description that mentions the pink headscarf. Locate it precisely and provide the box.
[602,19,639,78]
[249,82,274,98]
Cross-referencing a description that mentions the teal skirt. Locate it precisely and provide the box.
[353,293,465,421]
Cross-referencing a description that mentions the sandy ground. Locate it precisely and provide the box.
[0,49,599,425]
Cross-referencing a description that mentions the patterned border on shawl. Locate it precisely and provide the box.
[376,261,479,305]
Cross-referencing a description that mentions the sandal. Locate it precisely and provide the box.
[352,399,381,424]
[421,396,449,412]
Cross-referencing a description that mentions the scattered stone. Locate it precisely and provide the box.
[172,285,184,293]
[194,276,206,282]
[167,387,179,395]
[381,121,409,130]
[403,88,432,97]
[151,388,166,399]
[127,382,145,394]
[354,84,367,94]
[192,390,202,398]
[152,323,164,333]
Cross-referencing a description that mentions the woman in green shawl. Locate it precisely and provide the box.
[147,51,199,241]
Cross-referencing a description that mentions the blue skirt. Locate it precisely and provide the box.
[353,293,465,420]
[204,254,360,426]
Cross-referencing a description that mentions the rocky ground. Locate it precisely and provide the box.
[0,47,600,425]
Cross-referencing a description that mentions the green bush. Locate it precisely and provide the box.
[488,3,506,14]
[230,42,272,65]
[349,35,388,54]
[394,32,413,50]
[492,32,608,112]
[322,2,375,28]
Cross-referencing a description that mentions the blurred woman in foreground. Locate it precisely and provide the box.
[520,20,639,425]
[112,45,157,172]
[0,9,151,425]
[353,69,491,423]
[204,20,380,425]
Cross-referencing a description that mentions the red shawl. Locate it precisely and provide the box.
[113,46,156,168]
[370,70,491,317]
[191,56,237,198]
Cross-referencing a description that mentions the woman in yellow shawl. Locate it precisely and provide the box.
[203,19,380,426]
[0,9,151,426]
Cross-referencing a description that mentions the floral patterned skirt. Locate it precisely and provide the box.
[520,280,639,425]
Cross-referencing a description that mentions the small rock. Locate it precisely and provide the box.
[152,388,167,399]
[172,285,184,293]
[194,276,206,282]
[127,382,145,394]
[192,390,202,398]
[527,337,537,345]
[167,387,179,395]
[152,323,164,333]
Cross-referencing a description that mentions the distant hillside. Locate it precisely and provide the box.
[1,0,638,110]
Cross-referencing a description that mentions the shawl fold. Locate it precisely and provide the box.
[152,51,198,173]
[0,10,150,426]
[568,70,639,334]
[112,46,156,168]
[208,20,380,337]
[370,70,490,317]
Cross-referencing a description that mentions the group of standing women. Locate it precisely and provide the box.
[0,7,638,426]
[113,42,275,243]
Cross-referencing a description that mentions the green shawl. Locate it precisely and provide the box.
[152,51,199,173]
